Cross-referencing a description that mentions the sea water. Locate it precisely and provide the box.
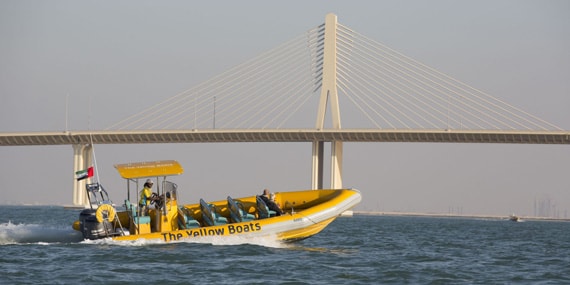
[1,205,569,284]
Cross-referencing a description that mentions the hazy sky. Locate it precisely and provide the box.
[1,1,569,217]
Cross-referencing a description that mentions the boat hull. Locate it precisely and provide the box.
[109,188,362,242]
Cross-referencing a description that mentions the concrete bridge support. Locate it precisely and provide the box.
[311,140,343,190]
[72,144,92,207]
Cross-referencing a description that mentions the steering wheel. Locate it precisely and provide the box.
[150,192,163,208]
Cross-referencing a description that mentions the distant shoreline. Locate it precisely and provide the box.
[353,211,570,222]
[1,204,568,222]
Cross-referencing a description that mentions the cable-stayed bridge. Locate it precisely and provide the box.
[1,14,568,206]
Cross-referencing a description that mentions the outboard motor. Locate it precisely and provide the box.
[78,208,116,239]
[75,183,118,239]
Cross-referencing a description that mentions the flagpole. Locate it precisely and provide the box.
[87,96,100,186]
[89,133,100,184]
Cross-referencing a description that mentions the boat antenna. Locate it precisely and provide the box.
[65,94,69,132]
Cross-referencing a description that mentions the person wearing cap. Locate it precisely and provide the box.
[138,179,154,216]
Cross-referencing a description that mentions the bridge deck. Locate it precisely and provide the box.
[1,129,569,146]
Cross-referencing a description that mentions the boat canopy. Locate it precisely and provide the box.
[114,160,184,179]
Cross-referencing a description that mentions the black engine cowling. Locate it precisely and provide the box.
[78,208,115,240]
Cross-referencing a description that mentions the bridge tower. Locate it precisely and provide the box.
[312,13,343,190]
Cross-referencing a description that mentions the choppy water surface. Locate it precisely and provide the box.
[1,206,569,284]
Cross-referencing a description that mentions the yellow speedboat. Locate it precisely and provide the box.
[72,160,362,242]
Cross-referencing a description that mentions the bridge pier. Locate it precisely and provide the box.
[72,144,92,207]
[311,141,324,189]
[331,141,343,189]
[311,140,343,190]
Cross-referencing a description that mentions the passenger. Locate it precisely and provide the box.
[260,188,284,216]
[270,193,277,205]
[138,179,154,216]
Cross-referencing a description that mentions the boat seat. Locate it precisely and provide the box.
[125,199,151,224]
[125,199,136,216]
[178,207,200,229]
[256,195,277,219]
[211,205,228,225]
[199,198,227,226]
[186,217,201,228]
[134,216,151,224]
[227,196,255,223]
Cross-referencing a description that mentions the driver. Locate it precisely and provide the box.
[138,179,154,216]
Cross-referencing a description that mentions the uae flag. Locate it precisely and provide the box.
[75,166,94,181]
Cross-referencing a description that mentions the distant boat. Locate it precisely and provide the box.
[509,214,520,222]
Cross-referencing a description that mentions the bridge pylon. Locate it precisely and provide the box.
[312,13,343,190]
